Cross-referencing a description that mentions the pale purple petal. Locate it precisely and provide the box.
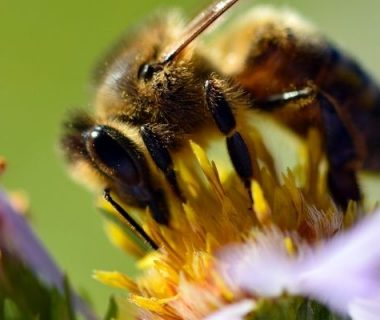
[205,300,256,320]
[217,210,380,318]
[349,298,380,320]
[0,190,98,320]
[219,230,306,296]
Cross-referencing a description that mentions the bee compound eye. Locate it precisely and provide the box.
[84,125,141,186]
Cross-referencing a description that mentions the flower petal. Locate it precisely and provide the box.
[218,210,380,317]
[0,190,98,320]
[349,298,380,320]
[205,299,256,320]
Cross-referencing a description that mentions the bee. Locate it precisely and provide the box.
[61,0,380,248]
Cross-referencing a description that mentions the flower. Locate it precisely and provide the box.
[95,114,370,319]
[212,209,380,319]
[0,188,98,320]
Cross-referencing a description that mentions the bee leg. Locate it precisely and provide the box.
[140,125,184,201]
[317,92,361,208]
[256,88,361,208]
[204,79,253,200]
[252,87,314,110]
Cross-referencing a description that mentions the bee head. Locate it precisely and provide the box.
[60,1,240,225]
[60,113,169,224]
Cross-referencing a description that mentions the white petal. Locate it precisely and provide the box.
[205,299,256,320]
[349,298,380,320]
[218,210,380,317]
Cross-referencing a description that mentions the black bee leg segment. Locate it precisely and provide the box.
[254,87,361,208]
[204,79,253,198]
[317,92,361,208]
[227,132,254,193]
[140,125,184,201]
[146,189,170,225]
[103,189,159,250]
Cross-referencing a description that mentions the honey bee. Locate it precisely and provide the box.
[61,0,380,248]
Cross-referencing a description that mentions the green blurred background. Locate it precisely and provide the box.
[1,0,380,315]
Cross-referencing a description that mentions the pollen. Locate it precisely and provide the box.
[252,180,272,226]
[97,120,358,319]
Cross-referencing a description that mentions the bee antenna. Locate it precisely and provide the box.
[103,188,159,250]
[161,0,240,64]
